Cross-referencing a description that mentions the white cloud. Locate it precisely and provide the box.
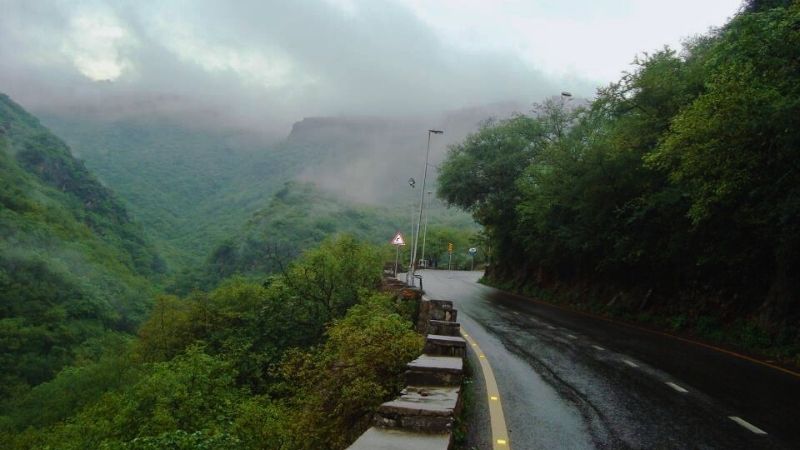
[394,0,742,84]
[0,0,745,130]
[321,0,359,17]
[62,9,135,81]
[153,21,303,90]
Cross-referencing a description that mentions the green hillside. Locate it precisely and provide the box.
[175,181,477,292]
[39,115,300,269]
[37,112,479,289]
[1,96,427,449]
[0,94,162,399]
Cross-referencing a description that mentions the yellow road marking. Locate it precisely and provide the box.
[461,327,511,449]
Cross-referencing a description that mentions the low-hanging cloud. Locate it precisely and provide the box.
[0,0,590,136]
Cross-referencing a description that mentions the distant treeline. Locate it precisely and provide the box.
[438,2,799,356]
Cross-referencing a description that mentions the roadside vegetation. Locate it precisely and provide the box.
[1,235,423,449]
[438,1,800,364]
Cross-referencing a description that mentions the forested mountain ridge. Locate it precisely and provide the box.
[38,104,505,271]
[438,1,800,362]
[173,181,478,293]
[1,94,426,449]
[0,93,162,399]
[39,113,298,268]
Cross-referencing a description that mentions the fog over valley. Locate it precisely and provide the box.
[9,2,799,450]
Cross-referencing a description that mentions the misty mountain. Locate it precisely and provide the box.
[0,93,160,397]
[36,102,521,271]
[37,113,294,268]
[288,102,526,204]
[173,181,477,293]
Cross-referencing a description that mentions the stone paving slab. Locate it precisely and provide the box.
[426,334,466,345]
[428,319,460,336]
[379,386,461,416]
[408,354,464,373]
[424,334,467,357]
[347,427,451,450]
[406,355,464,386]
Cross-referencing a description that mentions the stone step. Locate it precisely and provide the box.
[416,297,457,332]
[347,427,451,450]
[405,354,463,386]
[424,334,467,357]
[428,298,454,310]
[428,319,460,336]
[374,385,461,432]
[429,308,457,323]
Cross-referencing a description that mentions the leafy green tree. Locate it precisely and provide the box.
[437,2,800,358]
[648,3,800,318]
[15,346,243,450]
[438,115,548,270]
[278,294,423,450]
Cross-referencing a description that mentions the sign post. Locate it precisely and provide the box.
[391,232,406,277]
[468,247,477,271]
[448,242,453,271]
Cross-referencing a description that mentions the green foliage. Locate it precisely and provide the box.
[2,333,136,430]
[278,293,424,450]
[175,182,475,292]
[140,235,385,370]
[647,5,800,288]
[439,4,800,355]
[423,225,482,269]
[36,114,297,269]
[438,115,546,265]
[39,115,479,275]
[3,236,421,449]
[11,346,244,450]
[0,94,159,400]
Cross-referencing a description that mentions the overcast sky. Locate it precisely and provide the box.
[0,0,742,133]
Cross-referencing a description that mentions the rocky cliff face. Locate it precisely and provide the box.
[285,102,525,204]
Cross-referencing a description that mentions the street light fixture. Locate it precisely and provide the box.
[410,129,443,285]
[560,91,573,107]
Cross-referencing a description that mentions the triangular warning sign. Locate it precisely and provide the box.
[391,232,406,246]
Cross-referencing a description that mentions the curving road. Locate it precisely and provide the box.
[419,270,799,449]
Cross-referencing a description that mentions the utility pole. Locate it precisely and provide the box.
[410,129,443,284]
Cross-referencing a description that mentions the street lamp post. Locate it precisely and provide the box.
[407,178,416,285]
[558,91,573,138]
[410,129,443,285]
[420,190,432,270]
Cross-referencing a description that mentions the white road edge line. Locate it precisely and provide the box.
[729,416,768,435]
[665,382,689,393]
[566,334,578,339]
[623,359,639,368]
[592,345,605,351]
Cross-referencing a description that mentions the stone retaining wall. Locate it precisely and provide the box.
[348,276,467,450]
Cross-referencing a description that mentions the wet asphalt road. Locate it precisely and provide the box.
[418,270,800,449]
